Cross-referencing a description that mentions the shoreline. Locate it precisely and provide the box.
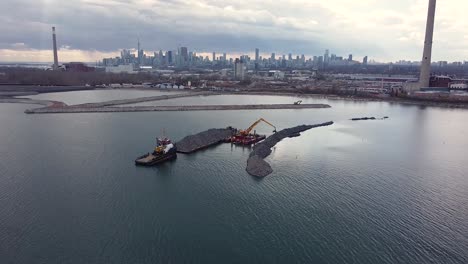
[1,85,468,111]
[220,91,468,109]
[24,104,331,114]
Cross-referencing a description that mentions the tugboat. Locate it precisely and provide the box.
[135,137,177,166]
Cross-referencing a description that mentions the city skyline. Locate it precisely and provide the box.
[1,0,468,63]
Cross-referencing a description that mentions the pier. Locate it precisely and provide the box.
[25,103,331,114]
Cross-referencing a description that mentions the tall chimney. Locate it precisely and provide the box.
[52,27,59,70]
[419,0,437,89]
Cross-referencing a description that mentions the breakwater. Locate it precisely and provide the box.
[246,121,334,177]
[25,104,331,114]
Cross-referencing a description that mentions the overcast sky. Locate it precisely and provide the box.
[0,0,466,63]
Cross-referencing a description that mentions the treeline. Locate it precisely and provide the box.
[0,67,165,86]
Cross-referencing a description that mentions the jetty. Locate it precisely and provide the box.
[246,121,334,177]
[25,103,331,114]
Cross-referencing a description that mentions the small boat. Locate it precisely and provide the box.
[135,137,177,166]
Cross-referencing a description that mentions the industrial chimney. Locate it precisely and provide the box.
[419,0,437,89]
[52,27,59,70]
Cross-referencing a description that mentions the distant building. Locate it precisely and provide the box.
[105,64,136,74]
[180,47,188,62]
[268,70,285,79]
[234,58,245,81]
[450,83,468,89]
[318,56,324,68]
[63,62,95,72]
[363,56,368,65]
[167,51,173,64]
[255,48,259,62]
[348,54,353,61]
[324,49,330,65]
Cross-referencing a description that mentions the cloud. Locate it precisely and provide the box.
[0,0,467,62]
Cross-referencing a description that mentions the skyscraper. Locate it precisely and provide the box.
[167,51,173,64]
[348,54,353,61]
[180,47,188,62]
[324,49,330,65]
[255,48,259,62]
[363,56,368,65]
[137,39,142,65]
[234,58,245,81]
[419,0,437,89]
[212,52,216,62]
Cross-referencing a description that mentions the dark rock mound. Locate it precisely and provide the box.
[246,121,334,177]
[351,117,376,121]
[246,155,273,178]
[177,128,235,153]
[351,116,389,121]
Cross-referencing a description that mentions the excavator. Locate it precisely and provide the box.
[238,118,276,135]
[230,118,276,145]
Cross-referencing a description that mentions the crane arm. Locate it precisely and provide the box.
[243,118,276,134]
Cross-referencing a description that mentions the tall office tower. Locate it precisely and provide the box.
[167,51,173,64]
[180,47,188,62]
[137,39,143,65]
[234,58,245,81]
[212,52,216,62]
[271,53,275,61]
[419,0,437,88]
[348,54,353,61]
[324,49,330,61]
[363,56,368,65]
[288,53,292,61]
[255,48,259,62]
[318,56,324,68]
[51,27,59,70]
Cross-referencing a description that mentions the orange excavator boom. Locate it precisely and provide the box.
[240,118,276,135]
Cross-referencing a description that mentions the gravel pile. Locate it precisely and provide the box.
[176,128,235,153]
[351,116,389,121]
[246,155,273,178]
[246,121,334,177]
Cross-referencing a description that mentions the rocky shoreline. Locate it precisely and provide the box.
[246,121,334,177]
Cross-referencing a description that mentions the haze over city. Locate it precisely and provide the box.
[1,0,468,63]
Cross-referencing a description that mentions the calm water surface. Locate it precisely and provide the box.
[19,89,177,105]
[1,92,467,263]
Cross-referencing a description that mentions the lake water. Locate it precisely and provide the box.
[19,89,178,105]
[1,92,467,263]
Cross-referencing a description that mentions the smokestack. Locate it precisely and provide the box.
[419,0,437,89]
[52,27,59,70]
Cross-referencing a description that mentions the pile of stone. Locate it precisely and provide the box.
[176,128,235,154]
[351,116,388,121]
[246,121,334,177]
